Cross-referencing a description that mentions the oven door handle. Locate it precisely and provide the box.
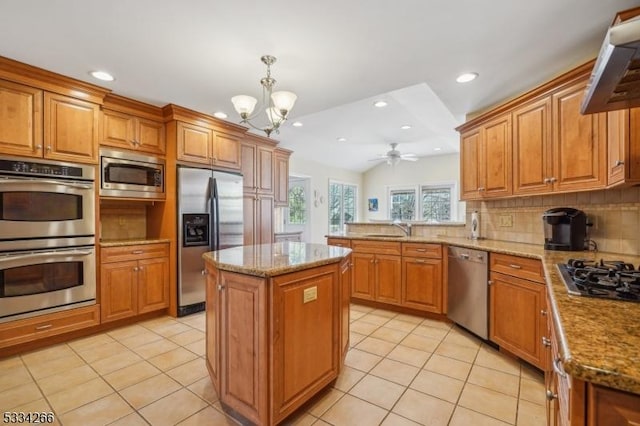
[0,250,93,263]
[0,178,93,190]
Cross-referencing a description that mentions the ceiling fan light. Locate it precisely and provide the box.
[231,95,258,116]
[271,91,297,115]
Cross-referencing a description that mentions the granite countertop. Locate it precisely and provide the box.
[100,238,172,247]
[203,242,352,278]
[327,232,640,395]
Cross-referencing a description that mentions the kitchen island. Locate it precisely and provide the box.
[202,242,352,426]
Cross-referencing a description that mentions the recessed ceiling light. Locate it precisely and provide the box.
[400,125,412,130]
[434,147,442,151]
[456,72,478,83]
[337,137,347,142]
[90,70,114,82]
[373,100,388,108]
[292,121,303,127]
[213,111,228,119]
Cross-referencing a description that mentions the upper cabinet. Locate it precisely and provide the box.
[274,148,291,207]
[606,108,640,186]
[0,79,43,158]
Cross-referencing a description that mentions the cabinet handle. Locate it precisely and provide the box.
[132,250,144,255]
[542,336,551,347]
[138,266,144,271]
[217,284,225,291]
[552,357,567,378]
[35,144,42,151]
[543,178,551,184]
[546,390,558,401]
[350,262,354,267]
[370,259,375,263]
[201,269,207,275]
[488,280,493,286]
[35,324,52,331]
[416,248,427,252]
[615,160,624,166]
[540,309,547,316]
[478,187,485,192]
[133,267,139,272]
[509,264,522,269]
[414,259,426,263]
[46,145,52,151]
[549,177,557,183]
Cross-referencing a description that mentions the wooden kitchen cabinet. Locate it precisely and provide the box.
[241,141,274,193]
[175,120,242,170]
[243,193,274,245]
[402,243,443,313]
[0,79,43,158]
[587,384,640,425]
[100,243,169,323]
[606,107,640,186]
[274,148,291,207]
[102,108,165,155]
[350,240,401,305]
[339,256,351,362]
[326,238,351,248]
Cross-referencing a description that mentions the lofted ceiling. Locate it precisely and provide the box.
[0,0,637,172]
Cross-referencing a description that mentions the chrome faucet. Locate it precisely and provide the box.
[392,222,412,236]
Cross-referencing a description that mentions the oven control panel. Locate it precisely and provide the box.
[0,157,94,180]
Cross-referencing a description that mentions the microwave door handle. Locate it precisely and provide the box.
[0,178,93,190]
[0,250,93,263]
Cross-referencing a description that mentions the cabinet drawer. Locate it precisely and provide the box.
[101,243,169,263]
[0,305,100,349]
[490,253,544,283]
[402,243,442,258]
[351,240,402,255]
[327,238,351,248]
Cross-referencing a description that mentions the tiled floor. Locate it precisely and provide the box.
[0,304,546,425]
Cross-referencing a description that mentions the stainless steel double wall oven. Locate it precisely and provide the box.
[0,156,96,323]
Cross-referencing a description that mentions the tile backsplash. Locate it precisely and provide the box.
[100,203,147,240]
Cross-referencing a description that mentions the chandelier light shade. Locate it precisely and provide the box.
[231,55,297,137]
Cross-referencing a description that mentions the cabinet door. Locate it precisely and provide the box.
[481,114,512,197]
[489,271,546,369]
[552,80,606,192]
[100,261,138,323]
[375,254,401,304]
[177,121,213,165]
[340,257,352,362]
[205,264,220,392]
[257,146,274,193]
[213,131,241,170]
[460,129,481,200]
[137,257,169,314]
[274,151,290,207]
[137,117,166,155]
[512,97,553,195]
[243,194,257,246]
[351,252,375,300]
[0,80,43,158]
[241,143,257,190]
[44,92,99,163]
[402,257,442,313]
[102,109,135,149]
[258,195,274,245]
[588,384,640,425]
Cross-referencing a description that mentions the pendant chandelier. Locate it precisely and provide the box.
[231,55,297,137]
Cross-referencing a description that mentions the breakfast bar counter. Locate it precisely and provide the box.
[202,242,352,426]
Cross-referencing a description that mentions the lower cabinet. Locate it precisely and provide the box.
[350,241,401,304]
[402,243,443,313]
[243,193,273,245]
[100,243,169,323]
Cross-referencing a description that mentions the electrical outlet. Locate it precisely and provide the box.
[498,214,513,227]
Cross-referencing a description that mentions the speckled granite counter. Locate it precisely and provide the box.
[328,233,640,395]
[202,242,352,278]
[99,238,171,247]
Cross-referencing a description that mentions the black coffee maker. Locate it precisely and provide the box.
[542,208,587,251]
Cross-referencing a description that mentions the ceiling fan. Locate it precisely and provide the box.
[369,143,418,165]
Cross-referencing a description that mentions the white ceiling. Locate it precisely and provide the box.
[0,0,637,172]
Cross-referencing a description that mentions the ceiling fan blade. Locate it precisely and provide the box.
[368,157,387,162]
[400,153,417,158]
[402,157,418,162]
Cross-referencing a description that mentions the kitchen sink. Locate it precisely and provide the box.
[361,233,405,238]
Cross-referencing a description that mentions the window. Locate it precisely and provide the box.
[288,185,306,224]
[387,183,456,222]
[329,182,357,233]
[390,189,416,221]
[421,186,451,221]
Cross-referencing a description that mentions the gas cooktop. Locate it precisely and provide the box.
[557,259,640,302]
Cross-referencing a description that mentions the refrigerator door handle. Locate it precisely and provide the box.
[214,178,220,250]
[208,176,215,251]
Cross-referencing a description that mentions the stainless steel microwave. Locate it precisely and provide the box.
[100,148,165,199]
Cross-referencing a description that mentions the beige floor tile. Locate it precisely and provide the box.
[0,364,32,393]
[58,393,132,426]
[0,356,23,370]
[384,318,419,333]
[178,406,241,426]
[90,349,143,375]
[139,388,208,426]
[434,341,479,363]
[131,338,179,359]
[359,314,391,326]
[517,399,546,426]
[67,333,116,352]
[107,324,148,340]
[183,339,206,356]
[118,329,163,349]
[458,383,518,424]
[102,361,160,391]
[370,358,419,386]
[321,394,388,425]
[76,340,130,363]
[411,324,449,340]
[348,374,404,409]
[380,412,422,425]
[349,331,367,347]
[187,377,219,404]
[350,304,374,313]
[47,377,113,414]
[307,388,344,417]
[313,420,331,425]
[333,366,365,392]
[281,409,317,425]
[394,313,424,324]
[400,334,441,352]
[178,314,206,330]
[521,363,544,382]
[355,336,396,356]
[147,321,192,337]
[449,406,511,426]
[108,412,150,426]
[167,358,209,386]
[349,310,366,321]
[21,344,74,365]
[148,347,198,371]
[119,373,182,409]
[37,364,98,395]
[350,320,380,335]
[0,382,43,410]
[410,369,464,404]
[9,398,60,425]
[369,308,397,318]
[475,345,521,376]
[24,352,86,380]
[424,354,472,381]
[371,326,409,344]
[386,345,431,368]
[421,318,453,330]
[392,388,455,425]
[467,364,520,396]
[443,328,483,348]
[168,329,206,346]
[344,348,382,372]
[519,378,546,405]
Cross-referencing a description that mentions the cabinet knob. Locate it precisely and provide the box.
[542,336,551,347]
[478,187,485,192]
[549,177,557,183]
[615,160,625,166]
[546,390,558,401]
[217,284,225,291]
[543,178,551,184]
[540,309,547,316]
[488,280,493,286]
[201,269,207,276]
[133,267,139,272]
[46,145,52,151]
[138,266,144,271]
[35,144,42,151]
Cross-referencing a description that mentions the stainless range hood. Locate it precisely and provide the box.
[581,13,640,114]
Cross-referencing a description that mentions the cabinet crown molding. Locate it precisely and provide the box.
[103,93,164,120]
[162,103,248,136]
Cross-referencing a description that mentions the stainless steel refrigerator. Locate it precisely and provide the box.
[177,166,243,316]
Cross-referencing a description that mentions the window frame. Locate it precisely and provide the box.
[328,180,358,233]
[386,181,458,223]
[286,181,307,225]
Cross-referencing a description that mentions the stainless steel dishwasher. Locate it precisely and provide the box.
[447,246,489,339]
